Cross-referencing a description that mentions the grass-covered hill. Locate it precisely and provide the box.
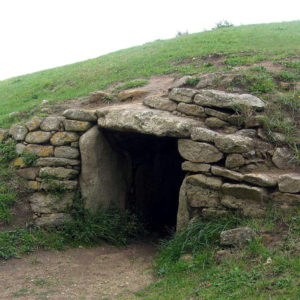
[0,20,300,299]
[0,20,299,128]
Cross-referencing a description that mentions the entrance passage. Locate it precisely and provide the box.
[104,130,184,234]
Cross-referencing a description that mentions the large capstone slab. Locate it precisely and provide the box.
[97,103,201,138]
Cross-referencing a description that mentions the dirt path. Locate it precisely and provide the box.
[0,242,156,300]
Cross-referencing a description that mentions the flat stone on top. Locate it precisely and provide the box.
[169,88,197,103]
[194,89,265,111]
[97,103,201,138]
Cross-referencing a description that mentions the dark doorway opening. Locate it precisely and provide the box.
[104,130,184,235]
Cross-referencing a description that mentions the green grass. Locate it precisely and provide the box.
[137,210,300,299]
[0,21,299,127]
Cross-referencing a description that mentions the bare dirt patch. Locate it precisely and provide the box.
[0,242,156,299]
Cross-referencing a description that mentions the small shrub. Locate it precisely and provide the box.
[203,62,214,68]
[186,77,200,87]
[0,140,17,163]
[274,71,297,82]
[176,31,189,37]
[21,151,38,166]
[154,217,238,275]
[214,20,234,29]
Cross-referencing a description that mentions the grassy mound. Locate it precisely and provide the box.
[0,21,299,127]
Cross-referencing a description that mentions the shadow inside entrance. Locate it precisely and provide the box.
[104,130,184,236]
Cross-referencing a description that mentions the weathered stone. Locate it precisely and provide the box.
[177,177,190,230]
[25,116,43,131]
[211,166,243,182]
[170,75,193,89]
[194,90,265,111]
[16,167,39,180]
[35,213,72,227]
[196,73,236,89]
[272,148,296,170]
[222,183,267,202]
[243,173,277,187]
[181,161,211,173]
[205,117,228,129]
[178,139,223,163]
[187,185,220,208]
[186,174,222,190]
[15,143,26,155]
[29,192,74,214]
[278,174,300,193]
[11,157,26,168]
[191,127,220,142]
[63,109,97,121]
[236,129,257,138]
[40,117,64,131]
[202,208,229,218]
[271,192,300,206]
[89,90,112,103]
[0,129,8,141]
[39,167,79,179]
[50,132,79,146]
[71,142,79,148]
[118,89,148,101]
[25,131,52,144]
[214,134,254,153]
[54,146,79,159]
[204,107,231,121]
[143,96,177,112]
[169,88,197,103]
[185,174,222,208]
[63,120,92,132]
[225,154,245,169]
[80,126,130,211]
[177,103,206,117]
[26,144,54,157]
[220,227,256,246]
[9,124,28,141]
[27,181,40,190]
[35,157,80,167]
[40,180,78,191]
[221,183,267,216]
[97,103,201,138]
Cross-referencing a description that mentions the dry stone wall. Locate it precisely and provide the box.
[6,86,300,229]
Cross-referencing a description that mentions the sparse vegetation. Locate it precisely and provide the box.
[114,79,148,92]
[138,209,300,299]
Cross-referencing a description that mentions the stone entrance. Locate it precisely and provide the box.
[80,127,184,233]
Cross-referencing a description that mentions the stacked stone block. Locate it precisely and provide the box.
[8,110,97,226]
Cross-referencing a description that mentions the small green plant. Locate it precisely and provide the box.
[186,77,200,87]
[0,140,17,163]
[203,62,214,68]
[21,151,38,166]
[274,70,297,82]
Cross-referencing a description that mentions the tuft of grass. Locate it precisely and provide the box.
[231,71,276,94]
[138,210,300,299]
[0,194,147,259]
[185,77,200,87]
[115,80,148,92]
[154,217,239,276]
